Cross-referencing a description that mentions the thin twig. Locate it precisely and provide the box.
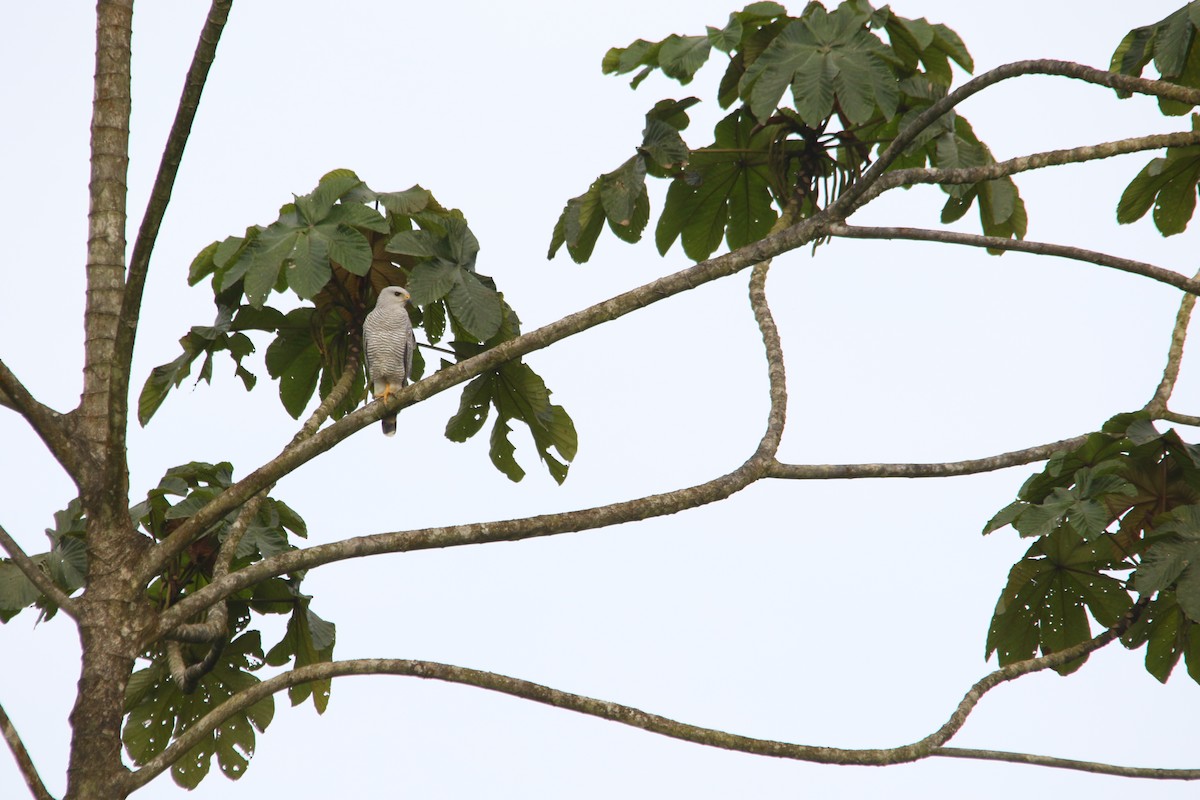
[827,224,1200,295]
[0,698,55,800]
[828,60,1200,220]
[126,602,1170,792]
[0,522,77,619]
[1146,268,1200,413]
[935,747,1200,780]
[748,260,787,456]
[850,131,1200,213]
[769,434,1089,480]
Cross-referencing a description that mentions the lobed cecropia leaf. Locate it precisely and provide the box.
[123,633,275,789]
[986,527,1132,676]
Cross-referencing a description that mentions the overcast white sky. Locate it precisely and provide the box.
[2,1,1199,798]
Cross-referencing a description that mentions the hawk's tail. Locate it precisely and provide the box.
[382,414,398,437]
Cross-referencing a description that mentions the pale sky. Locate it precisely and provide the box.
[2,1,1198,798]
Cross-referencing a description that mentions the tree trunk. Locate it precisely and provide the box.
[65,1,139,797]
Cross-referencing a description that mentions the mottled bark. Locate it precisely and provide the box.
[66,2,141,799]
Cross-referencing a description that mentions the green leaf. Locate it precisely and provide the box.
[982,500,1025,535]
[239,227,299,308]
[493,361,578,484]
[656,109,777,260]
[423,299,447,344]
[265,604,335,713]
[188,241,221,286]
[386,229,438,258]
[1111,25,1157,95]
[408,260,458,306]
[323,224,373,275]
[322,202,389,234]
[123,633,273,789]
[640,119,690,170]
[488,418,524,482]
[1118,118,1200,235]
[446,270,503,341]
[986,528,1131,671]
[548,182,605,262]
[600,157,650,242]
[1153,7,1194,78]
[658,34,712,84]
[445,374,491,442]
[377,186,431,216]
[1146,598,1185,682]
[1010,468,1136,541]
[285,232,332,300]
[0,561,43,622]
[264,309,322,419]
[708,15,743,54]
[739,3,896,125]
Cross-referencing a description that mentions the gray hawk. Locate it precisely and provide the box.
[363,286,416,436]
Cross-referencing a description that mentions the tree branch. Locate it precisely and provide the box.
[1161,410,1200,427]
[0,359,88,481]
[161,495,263,646]
[849,131,1200,214]
[127,601,1169,792]
[146,260,790,640]
[137,217,828,586]
[1145,268,1200,414]
[0,522,77,619]
[0,699,54,800]
[115,0,233,439]
[154,430,1090,632]
[935,747,1200,780]
[748,260,787,455]
[827,224,1200,296]
[828,60,1200,220]
[769,434,1089,480]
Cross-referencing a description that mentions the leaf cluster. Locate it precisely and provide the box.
[551,0,1028,264]
[141,170,575,483]
[1112,6,1200,235]
[985,417,1200,682]
[0,499,86,623]
[121,461,335,788]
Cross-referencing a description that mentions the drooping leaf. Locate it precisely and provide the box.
[656,109,777,260]
[266,604,336,713]
[446,271,503,341]
[1117,123,1200,236]
[123,633,274,789]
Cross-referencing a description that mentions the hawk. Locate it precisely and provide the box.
[363,286,417,436]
